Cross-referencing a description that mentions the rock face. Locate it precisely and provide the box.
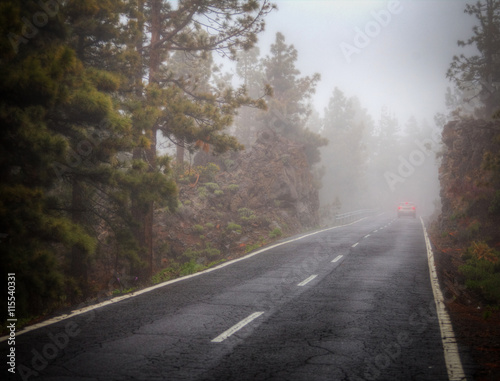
[438,118,500,232]
[433,119,500,381]
[434,118,500,296]
[154,130,320,269]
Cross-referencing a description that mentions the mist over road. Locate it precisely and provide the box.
[2,214,464,381]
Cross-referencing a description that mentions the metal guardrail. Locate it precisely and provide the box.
[333,209,379,225]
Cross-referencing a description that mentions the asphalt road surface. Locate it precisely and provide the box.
[2,214,468,381]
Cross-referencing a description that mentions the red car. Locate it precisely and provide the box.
[398,202,416,218]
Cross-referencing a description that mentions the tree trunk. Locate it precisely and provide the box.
[176,140,185,170]
[71,178,88,291]
[131,143,156,279]
[132,0,162,279]
[130,0,158,279]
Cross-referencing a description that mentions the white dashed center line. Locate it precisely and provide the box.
[352,242,359,247]
[297,275,318,287]
[331,255,343,263]
[364,234,371,238]
[211,312,265,343]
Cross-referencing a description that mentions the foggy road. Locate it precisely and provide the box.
[1,214,465,381]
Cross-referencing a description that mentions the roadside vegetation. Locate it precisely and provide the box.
[428,1,500,314]
[460,242,500,305]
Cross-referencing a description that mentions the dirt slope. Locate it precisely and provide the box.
[432,118,500,380]
[153,130,320,272]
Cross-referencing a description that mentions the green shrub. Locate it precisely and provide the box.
[204,182,220,191]
[112,287,136,295]
[244,239,266,253]
[196,163,220,182]
[214,190,224,196]
[482,305,499,320]
[238,207,256,221]
[152,266,178,284]
[205,222,215,229]
[192,224,204,234]
[226,222,242,233]
[180,259,206,276]
[207,259,227,268]
[181,248,199,262]
[269,228,282,238]
[152,247,222,285]
[176,165,199,184]
[197,186,208,199]
[460,241,500,304]
[245,243,259,253]
[204,243,221,259]
[227,184,239,192]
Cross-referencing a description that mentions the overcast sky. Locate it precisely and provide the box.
[244,0,478,127]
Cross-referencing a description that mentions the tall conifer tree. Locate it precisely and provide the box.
[447,0,500,117]
[0,0,100,316]
[261,32,326,166]
[130,0,275,277]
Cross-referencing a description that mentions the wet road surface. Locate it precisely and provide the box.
[1,214,465,380]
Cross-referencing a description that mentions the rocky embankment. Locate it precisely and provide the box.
[153,130,319,273]
[432,118,500,380]
[437,118,500,235]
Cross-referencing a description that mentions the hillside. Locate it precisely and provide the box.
[431,118,500,380]
[151,130,320,282]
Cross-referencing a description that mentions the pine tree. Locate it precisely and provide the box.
[447,0,500,117]
[237,47,264,99]
[0,1,180,319]
[261,32,326,166]
[234,47,267,146]
[166,41,217,166]
[320,88,371,210]
[130,0,275,277]
[0,0,98,317]
[60,0,179,288]
[323,87,356,131]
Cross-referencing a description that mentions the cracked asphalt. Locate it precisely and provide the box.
[1,214,462,381]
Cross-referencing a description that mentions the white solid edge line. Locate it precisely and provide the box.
[0,216,372,342]
[331,255,343,263]
[297,274,318,287]
[420,217,467,381]
[211,311,265,343]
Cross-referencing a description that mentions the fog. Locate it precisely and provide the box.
[256,0,475,121]
[159,0,481,219]
[231,0,478,219]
